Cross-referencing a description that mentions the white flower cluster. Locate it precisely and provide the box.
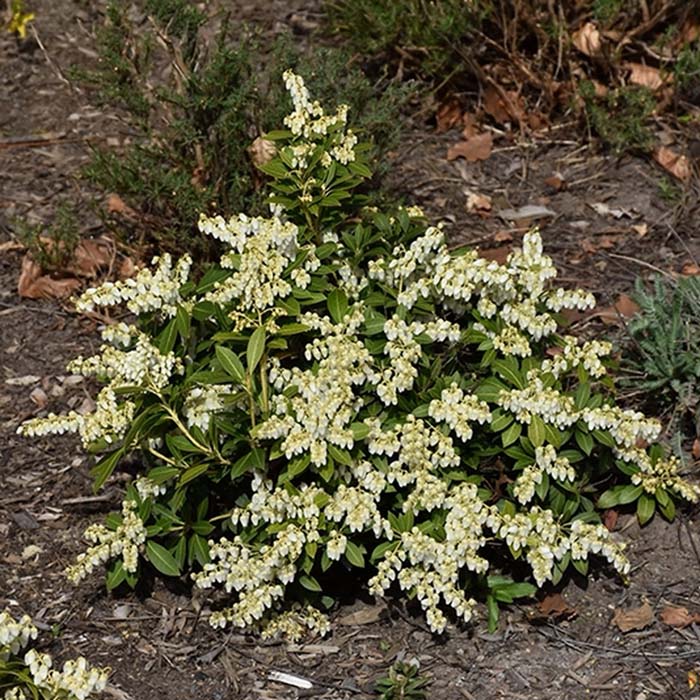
[541,335,611,378]
[568,520,630,575]
[0,611,37,660]
[23,651,109,700]
[513,445,575,505]
[367,415,459,488]
[65,499,147,583]
[68,332,181,390]
[184,384,237,432]
[282,70,357,165]
[498,377,578,428]
[429,383,491,441]
[369,483,489,632]
[628,453,700,502]
[134,477,166,501]
[260,606,330,642]
[257,311,374,466]
[195,524,305,629]
[1,610,108,700]
[581,405,661,448]
[487,506,629,586]
[198,213,302,310]
[18,322,181,449]
[18,387,135,449]
[368,228,594,361]
[75,253,191,317]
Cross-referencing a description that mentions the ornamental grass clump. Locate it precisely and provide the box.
[19,72,700,638]
[0,610,108,700]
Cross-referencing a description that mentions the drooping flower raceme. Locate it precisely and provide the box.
[1,610,108,700]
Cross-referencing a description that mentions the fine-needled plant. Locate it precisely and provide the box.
[0,609,108,700]
[74,0,409,259]
[19,72,700,640]
[622,275,700,436]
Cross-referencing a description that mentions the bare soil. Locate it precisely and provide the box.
[2,2,700,699]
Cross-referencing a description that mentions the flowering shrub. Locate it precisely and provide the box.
[0,610,108,700]
[19,72,700,638]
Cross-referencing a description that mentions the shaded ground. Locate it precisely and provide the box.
[2,2,700,699]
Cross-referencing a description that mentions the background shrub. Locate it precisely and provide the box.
[74,0,411,259]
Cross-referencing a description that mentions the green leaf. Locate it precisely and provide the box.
[492,359,524,389]
[572,557,589,575]
[475,377,508,403]
[299,574,322,592]
[591,429,615,448]
[189,533,210,565]
[344,541,365,568]
[487,595,499,633]
[574,383,591,410]
[246,327,266,372]
[637,493,656,525]
[528,415,546,448]
[178,463,209,487]
[145,540,181,577]
[490,410,514,433]
[327,444,352,466]
[327,289,348,324]
[91,449,124,491]
[215,345,245,382]
[501,421,522,446]
[575,429,594,456]
[277,323,310,336]
[158,318,178,354]
[257,158,288,179]
[350,422,370,440]
[172,536,187,570]
[658,494,676,520]
[106,559,127,591]
[175,305,191,340]
[288,454,311,479]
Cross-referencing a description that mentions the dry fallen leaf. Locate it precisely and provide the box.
[68,238,113,278]
[29,387,48,410]
[682,262,700,276]
[660,605,700,628]
[479,247,511,265]
[498,204,556,221]
[631,223,648,237]
[653,146,691,182]
[613,602,654,633]
[483,86,510,124]
[17,256,81,300]
[106,193,147,225]
[603,509,618,531]
[626,62,665,91]
[589,202,632,219]
[536,593,577,620]
[544,174,566,192]
[692,438,700,460]
[447,133,493,162]
[465,191,492,215]
[248,136,276,167]
[572,22,602,57]
[119,256,137,280]
[493,230,513,243]
[483,87,525,125]
[337,605,385,626]
[436,97,463,133]
[597,293,641,325]
[462,112,479,139]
